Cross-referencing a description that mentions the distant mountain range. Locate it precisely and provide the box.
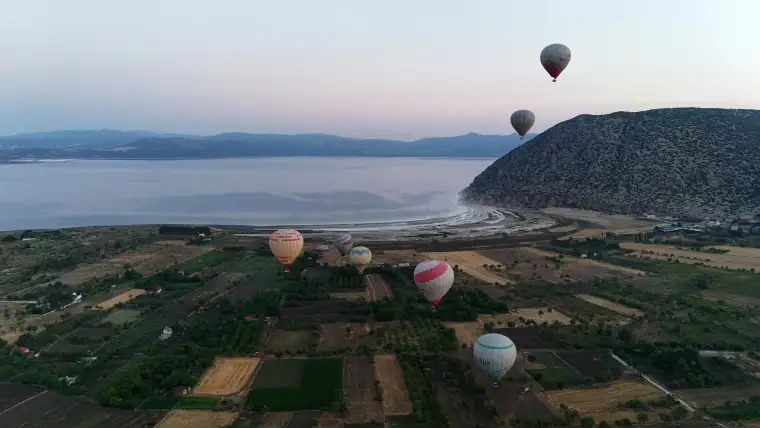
[0,130,534,160]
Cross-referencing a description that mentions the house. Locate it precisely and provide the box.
[159,326,173,341]
[150,285,163,295]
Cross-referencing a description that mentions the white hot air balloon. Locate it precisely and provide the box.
[473,333,517,385]
[333,233,354,257]
[269,229,304,272]
[540,43,572,82]
[347,246,372,274]
[510,110,535,140]
[413,260,454,307]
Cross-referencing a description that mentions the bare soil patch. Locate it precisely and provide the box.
[425,251,513,285]
[366,274,393,300]
[317,323,376,351]
[575,294,644,317]
[701,291,760,307]
[256,412,293,427]
[540,208,662,230]
[58,241,212,285]
[267,330,311,353]
[478,307,572,327]
[94,288,147,309]
[545,380,665,425]
[374,354,412,416]
[443,321,485,347]
[193,357,260,396]
[621,242,760,270]
[343,357,383,424]
[157,410,238,428]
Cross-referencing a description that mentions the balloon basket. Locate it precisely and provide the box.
[552,79,557,82]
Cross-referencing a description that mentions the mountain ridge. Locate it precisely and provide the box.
[462,107,760,220]
[0,130,533,159]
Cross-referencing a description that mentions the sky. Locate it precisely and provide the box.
[1,0,759,140]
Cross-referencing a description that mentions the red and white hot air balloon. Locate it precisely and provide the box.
[413,260,454,307]
[540,43,572,82]
[269,229,303,272]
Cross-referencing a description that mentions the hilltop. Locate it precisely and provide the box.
[0,130,533,160]
[462,108,760,219]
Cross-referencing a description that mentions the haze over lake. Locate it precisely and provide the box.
[0,157,495,231]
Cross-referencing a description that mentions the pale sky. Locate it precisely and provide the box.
[1,0,758,139]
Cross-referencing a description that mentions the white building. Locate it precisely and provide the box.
[159,326,173,341]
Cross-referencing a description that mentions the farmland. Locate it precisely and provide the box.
[575,294,644,317]
[157,410,238,428]
[101,308,141,325]
[478,307,573,327]
[193,357,260,396]
[246,358,344,412]
[373,354,413,416]
[318,322,378,351]
[267,330,312,353]
[343,356,384,424]
[425,251,512,284]
[94,288,147,309]
[620,242,760,271]
[366,274,393,300]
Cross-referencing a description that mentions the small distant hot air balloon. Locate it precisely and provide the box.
[540,43,571,82]
[333,233,354,257]
[315,244,330,257]
[413,260,454,307]
[269,229,303,272]
[510,110,535,140]
[348,246,372,274]
[473,333,517,385]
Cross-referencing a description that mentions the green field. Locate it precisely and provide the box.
[101,309,141,326]
[139,395,180,410]
[250,358,306,390]
[176,250,229,273]
[245,358,344,411]
[175,395,221,409]
[525,350,586,390]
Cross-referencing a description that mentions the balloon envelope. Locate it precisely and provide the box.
[473,333,517,383]
[315,244,330,253]
[269,229,304,271]
[413,260,454,306]
[333,233,354,256]
[348,246,372,274]
[540,43,571,81]
[510,110,535,138]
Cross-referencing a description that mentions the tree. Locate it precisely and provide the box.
[636,413,648,423]
[580,416,595,428]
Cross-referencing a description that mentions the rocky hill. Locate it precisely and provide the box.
[461,108,760,219]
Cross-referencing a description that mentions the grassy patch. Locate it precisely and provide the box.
[176,250,229,273]
[250,358,306,390]
[176,395,221,409]
[101,309,141,326]
[140,395,180,410]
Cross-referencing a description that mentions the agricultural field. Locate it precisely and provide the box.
[94,288,147,309]
[101,308,142,326]
[478,307,573,327]
[157,410,238,428]
[700,290,760,308]
[425,251,512,284]
[175,249,229,274]
[444,321,485,347]
[267,329,312,353]
[482,246,645,284]
[366,274,393,300]
[545,295,625,323]
[193,357,260,396]
[575,294,644,317]
[246,358,344,412]
[378,319,457,353]
[318,322,378,351]
[343,356,384,424]
[679,385,760,407]
[545,380,669,426]
[620,242,760,271]
[58,240,213,285]
[489,327,560,349]
[329,291,367,301]
[373,355,413,416]
[525,350,588,390]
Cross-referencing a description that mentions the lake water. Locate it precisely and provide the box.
[0,157,495,230]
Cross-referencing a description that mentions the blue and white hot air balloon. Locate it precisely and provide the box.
[473,333,517,384]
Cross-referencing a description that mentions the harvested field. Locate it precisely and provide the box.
[425,250,513,284]
[701,291,760,308]
[157,410,238,428]
[371,249,423,265]
[314,412,344,428]
[374,354,412,416]
[620,242,760,270]
[251,359,306,390]
[329,291,367,301]
[366,274,393,300]
[575,294,644,317]
[101,309,141,326]
[193,357,259,396]
[546,296,624,322]
[94,289,147,309]
[58,241,213,285]
[0,383,45,412]
[267,330,311,353]
[482,247,645,283]
[478,307,572,327]
[318,322,375,351]
[679,385,760,407]
[444,321,484,347]
[545,380,665,424]
[343,357,383,424]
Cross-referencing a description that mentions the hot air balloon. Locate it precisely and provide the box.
[333,233,354,257]
[510,110,535,140]
[473,333,517,385]
[413,260,454,307]
[314,244,330,260]
[347,246,372,274]
[269,229,303,272]
[540,43,571,82]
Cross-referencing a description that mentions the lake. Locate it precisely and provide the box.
[0,157,495,230]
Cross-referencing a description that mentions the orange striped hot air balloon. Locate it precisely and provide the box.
[269,229,303,272]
